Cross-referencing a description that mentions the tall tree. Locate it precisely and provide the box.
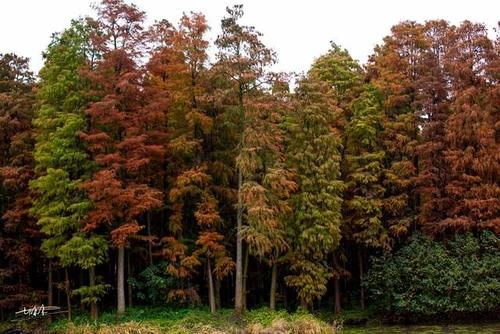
[309,42,366,312]
[414,21,453,232]
[342,84,386,309]
[81,0,163,314]
[367,21,426,239]
[214,4,276,316]
[238,88,296,310]
[438,22,499,234]
[0,53,39,317]
[31,20,108,320]
[285,78,344,309]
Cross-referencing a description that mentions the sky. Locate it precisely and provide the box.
[1,0,498,75]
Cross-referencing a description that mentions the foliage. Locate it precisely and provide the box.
[30,19,108,314]
[0,52,38,312]
[128,262,172,305]
[285,78,344,306]
[364,231,500,315]
[0,0,499,322]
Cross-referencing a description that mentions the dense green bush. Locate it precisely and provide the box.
[128,262,173,305]
[364,231,500,316]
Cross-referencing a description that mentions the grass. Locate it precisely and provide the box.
[43,306,339,333]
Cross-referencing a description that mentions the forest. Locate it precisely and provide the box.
[0,0,499,333]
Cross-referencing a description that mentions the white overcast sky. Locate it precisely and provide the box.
[1,0,498,75]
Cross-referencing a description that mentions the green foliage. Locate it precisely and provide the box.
[31,19,98,262]
[59,234,108,269]
[309,42,363,106]
[128,262,173,305]
[364,231,500,315]
[285,78,344,305]
[343,85,389,249]
[72,283,111,306]
[30,18,108,309]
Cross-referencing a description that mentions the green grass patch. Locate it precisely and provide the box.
[42,306,338,333]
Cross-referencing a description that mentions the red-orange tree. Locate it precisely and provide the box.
[0,53,40,316]
[439,22,499,234]
[81,0,163,314]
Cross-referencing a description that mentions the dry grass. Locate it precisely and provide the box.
[58,318,339,334]
[48,307,340,334]
[246,317,339,334]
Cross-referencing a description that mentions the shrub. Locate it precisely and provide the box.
[364,231,500,316]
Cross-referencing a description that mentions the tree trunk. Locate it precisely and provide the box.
[117,246,125,315]
[269,262,277,310]
[64,268,72,321]
[127,251,133,307]
[48,260,53,306]
[242,244,249,310]
[300,299,309,311]
[207,259,216,314]
[234,168,244,317]
[215,277,221,309]
[57,269,61,307]
[89,267,98,320]
[358,249,365,310]
[147,213,153,266]
[333,256,341,314]
[47,260,53,323]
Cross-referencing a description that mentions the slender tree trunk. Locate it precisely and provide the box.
[89,267,98,320]
[234,168,244,317]
[283,285,288,310]
[333,255,341,314]
[207,258,216,314]
[334,278,341,314]
[358,249,365,310]
[269,262,277,310]
[215,277,221,309]
[127,251,133,307]
[64,268,72,321]
[242,245,249,310]
[57,269,61,307]
[117,246,125,315]
[300,299,309,311]
[48,260,53,305]
[79,269,85,293]
[47,260,53,323]
[147,213,153,266]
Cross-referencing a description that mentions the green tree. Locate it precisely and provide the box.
[309,42,366,312]
[30,20,108,320]
[342,84,387,309]
[285,78,344,309]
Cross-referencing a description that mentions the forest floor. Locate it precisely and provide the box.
[1,307,339,333]
[2,307,499,333]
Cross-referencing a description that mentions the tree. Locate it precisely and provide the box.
[81,0,163,314]
[238,89,296,310]
[214,4,276,316]
[414,21,453,233]
[285,78,344,309]
[309,42,367,312]
[438,22,499,234]
[342,84,386,309]
[0,53,39,317]
[367,21,426,240]
[31,20,107,320]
